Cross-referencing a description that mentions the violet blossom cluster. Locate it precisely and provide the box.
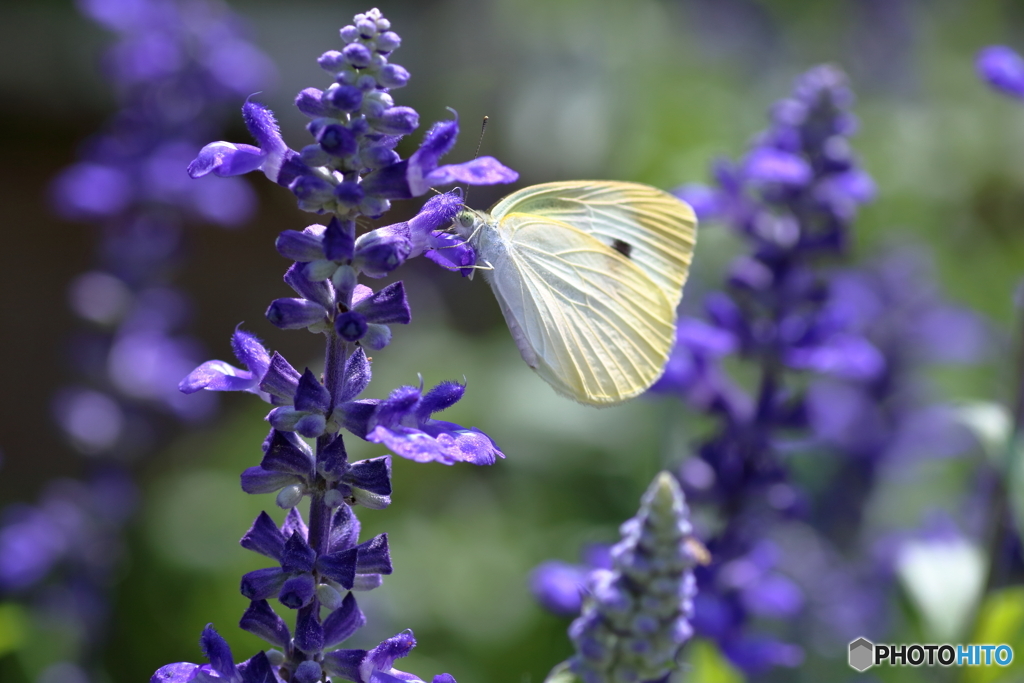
[0,1,272,681]
[655,66,984,672]
[643,65,879,673]
[153,9,517,683]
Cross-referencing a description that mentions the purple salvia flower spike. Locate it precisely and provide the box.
[564,473,702,683]
[161,9,511,681]
[10,1,274,678]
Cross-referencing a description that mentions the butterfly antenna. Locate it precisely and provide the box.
[474,116,489,160]
[462,116,489,207]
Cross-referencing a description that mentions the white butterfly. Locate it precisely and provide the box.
[453,180,697,406]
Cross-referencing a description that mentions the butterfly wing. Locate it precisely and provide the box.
[488,180,697,306]
[485,212,677,405]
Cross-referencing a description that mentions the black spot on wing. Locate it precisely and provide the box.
[611,238,632,259]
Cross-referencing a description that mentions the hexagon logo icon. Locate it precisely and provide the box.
[849,637,874,672]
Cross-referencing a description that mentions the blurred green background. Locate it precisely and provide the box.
[2,0,1024,682]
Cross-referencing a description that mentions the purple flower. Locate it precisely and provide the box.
[323,630,457,683]
[977,45,1024,99]
[362,117,518,200]
[530,544,613,617]
[366,381,504,465]
[530,561,590,617]
[742,147,812,186]
[150,625,276,683]
[179,328,271,399]
[188,99,294,185]
[334,283,411,351]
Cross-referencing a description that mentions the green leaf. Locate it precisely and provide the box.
[682,639,745,683]
[963,586,1024,683]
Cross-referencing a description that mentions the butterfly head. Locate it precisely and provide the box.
[452,207,486,243]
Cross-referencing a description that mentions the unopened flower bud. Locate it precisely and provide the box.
[276,484,304,509]
[317,583,344,610]
[376,31,400,52]
[339,25,359,43]
[324,488,346,508]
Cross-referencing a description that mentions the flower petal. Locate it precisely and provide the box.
[417,156,518,196]
[239,600,291,649]
[240,511,287,560]
[179,360,256,394]
[323,592,367,647]
[187,142,266,179]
